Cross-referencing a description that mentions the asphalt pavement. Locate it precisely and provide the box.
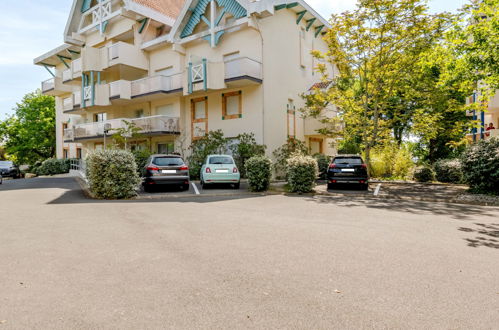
[1,177,498,329]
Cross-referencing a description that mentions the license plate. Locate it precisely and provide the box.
[342,169,355,172]
[162,170,176,174]
[215,169,229,173]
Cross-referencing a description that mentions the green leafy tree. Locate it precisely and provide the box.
[230,133,266,178]
[272,138,308,178]
[0,91,55,164]
[302,0,455,169]
[111,120,143,150]
[187,130,228,179]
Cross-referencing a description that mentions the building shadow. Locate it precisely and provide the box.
[458,223,499,249]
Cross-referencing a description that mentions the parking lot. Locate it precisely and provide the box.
[139,180,251,197]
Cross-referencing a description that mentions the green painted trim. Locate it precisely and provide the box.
[188,62,193,94]
[101,20,109,33]
[215,8,226,26]
[306,18,316,31]
[222,116,225,120]
[43,64,55,78]
[286,2,298,8]
[81,0,92,13]
[138,18,149,34]
[296,10,306,24]
[81,74,86,108]
[238,114,242,118]
[202,58,207,91]
[274,4,286,10]
[314,25,324,37]
[67,49,80,55]
[57,55,71,69]
[90,71,95,107]
[200,14,211,27]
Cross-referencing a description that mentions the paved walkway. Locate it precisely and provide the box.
[1,177,498,329]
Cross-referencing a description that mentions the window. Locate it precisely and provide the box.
[94,113,107,122]
[76,148,82,159]
[191,97,208,139]
[152,156,184,166]
[209,156,234,164]
[135,109,144,118]
[156,104,174,117]
[222,91,242,119]
[157,142,174,154]
[287,99,296,138]
[63,148,69,159]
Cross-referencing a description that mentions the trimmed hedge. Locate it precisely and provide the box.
[461,137,499,194]
[413,166,435,183]
[245,156,272,192]
[434,159,463,183]
[313,153,329,179]
[287,154,319,193]
[86,149,141,199]
[37,158,71,176]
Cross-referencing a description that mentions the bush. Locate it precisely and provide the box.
[132,148,152,175]
[187,130,228,179]
[313,153,329,179]
[413,166,435,182]
[461,137,499,194]
[272,138,309,179]
[369,144,414,179]
[36,158,71,176]
[434,159,463,183]
[287,153,319,193]
[86,149,141,199]
[230,133,266,178]
[245,156,272,192]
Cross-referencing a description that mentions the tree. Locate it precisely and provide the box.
[229,133,266,178]
[111,120,143,150]
[0,91,55,164]
[302,0,455,169]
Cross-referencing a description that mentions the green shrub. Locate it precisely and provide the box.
[413,166,435,182]
[272,138,309,179]
[434,159,463,183]
[461,137,499,194]
[132,148,152,175]
[29,160,43,175]
[86,149,141,199]
[230,133,266,178]
[313,153,330,179]
[393,146,414,179]
[369,144,414,179]
[187,130,228,179]
[287,153,319,193]
[245,156,272,192]
[36,158,71,176]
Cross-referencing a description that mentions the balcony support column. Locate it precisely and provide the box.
[202,58,208,91]
[90,71,95,107]
[188,62,193,94]
[81,73,86,108]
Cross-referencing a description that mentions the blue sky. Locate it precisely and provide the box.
[0,0,467,118]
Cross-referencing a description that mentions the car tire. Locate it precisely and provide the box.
[327,183,334,190]
[362,184,369,191]
[234,182,240,189]
[182,184,190,191]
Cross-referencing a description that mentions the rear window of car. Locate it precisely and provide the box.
[333,157,363,165]
[209,156,234,164]
[0,161,13,167]
[152,157,184,166]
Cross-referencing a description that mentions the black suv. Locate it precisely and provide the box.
[327,155,368,190]
[0,161,20,179]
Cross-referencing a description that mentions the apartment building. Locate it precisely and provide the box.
[466,91,499,142]
[34,0,337,160]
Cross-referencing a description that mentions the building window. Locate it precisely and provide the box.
[135,109,144,118]
[222,91,242,120]
[157,142,174,154]
[94,113,107,122]
[287,99,296,138]
[156,104,174,117]
[76,148,82,159]
[309,137,323,154]
[191,97,208,140]
[63,148,69,159]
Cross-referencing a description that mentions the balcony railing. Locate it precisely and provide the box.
[79,0,121,34]
[466,128,499,141]
[72,58,82,76]
[224,57,262,82]
[64,115,180,141]
[131,73,183,98]
[63,97,73,111]
[62,69,72,82]
[41,78,55,92]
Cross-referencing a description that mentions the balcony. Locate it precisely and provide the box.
[41,76,73,96]
[224,57,263,86]
[131,74,183,100]
[64,115,180,142]
[63,91,82,113]
[466,128,499,142]
[109,80,132,100]
[62,58,82,83]
[78,0,122,34]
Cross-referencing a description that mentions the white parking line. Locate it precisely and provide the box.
[374,183,381,196]
[191,182,200,195]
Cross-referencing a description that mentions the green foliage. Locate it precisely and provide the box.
[413,166,435,183]
[0,91,55,164]
[337,138,361,155]
[86,149,141,199]
[272,138,308,179]
[36,158,71,176]
[245,156,272,192]
[187,130,228,179]
[461,138,499,195]
[0,146,6,160]
[230,133,266,178]
[434,159,463,183]
[286,153,319,193]
[111,120,143,150]
[313,153,330,179]
[132,148,153,174]
[369,144,414,179]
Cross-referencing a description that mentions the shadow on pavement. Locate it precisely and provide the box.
[302,194,499,221]
[458,223,499,249]
[0,177,78,191]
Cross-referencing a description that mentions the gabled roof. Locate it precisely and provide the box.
[308,81,332,91]
[132,0,185,19]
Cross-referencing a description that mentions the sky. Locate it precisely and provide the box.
[0,0,468,118]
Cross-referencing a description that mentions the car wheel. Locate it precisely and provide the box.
[327,183,334,190]
[182,184,190,191]
[233,182,240,189]
[362,184,369,191]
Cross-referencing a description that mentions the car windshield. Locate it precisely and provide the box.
[209,156,233,164]
[152,157,184,166]
[0,161,13,167]
[333,157,363,165]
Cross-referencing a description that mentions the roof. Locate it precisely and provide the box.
[308,81,332,91]
[132,0,185,19]
[33,44,81,66]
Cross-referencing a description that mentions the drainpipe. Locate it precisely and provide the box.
[251,14,265,148]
